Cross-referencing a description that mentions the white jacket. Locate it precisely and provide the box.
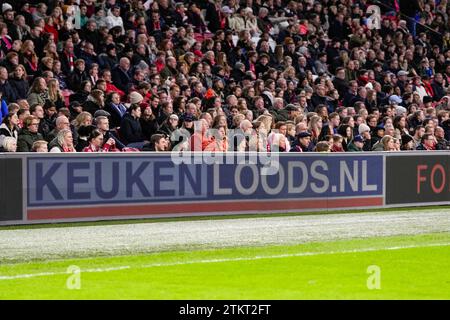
[106,11,124,33]
[0,123,18,148]
[228,16,259,34]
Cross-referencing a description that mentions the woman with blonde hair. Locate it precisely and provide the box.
[72,111,92,131]
[1,136,17,152]
[44,42,59,61]
[0,23,12,57]
[39,56,54,74]
[294,113,306,125]
[255,114,273,134]
[268,133,288,152]
[49,129,75,153]
[50,6,65,30]
[27,77,48,106]
[381,135,396,151]
[308,115,323,144]
[83,89,105,115]
[20,40,39,76]
[47,78,65,109]
[283,66,298,82]
[232,113,245,129]
[13,15,29,41]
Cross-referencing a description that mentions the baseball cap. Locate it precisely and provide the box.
[285,104,298,112]
[353,135,364,143]
[221,6,233,14]
[296,131,312,139]
[183,114,195,122]
[389,95,402,105]
[94,110,111,118]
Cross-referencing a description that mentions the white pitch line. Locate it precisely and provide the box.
[0,242,449,281]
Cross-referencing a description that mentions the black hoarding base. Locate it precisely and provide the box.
[0,300,443,317]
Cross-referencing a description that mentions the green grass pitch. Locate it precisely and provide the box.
[0,232,449,299]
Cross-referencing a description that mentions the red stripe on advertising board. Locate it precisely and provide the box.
[27,197,384,220]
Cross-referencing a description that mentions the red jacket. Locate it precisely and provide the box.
[44,24,59,43]
[106,83,125,99]
[83,142,118,152]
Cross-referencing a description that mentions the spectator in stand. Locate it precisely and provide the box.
[143,133,169,152]
[120,103,146,149]
[83,129,118,152]
[31,140,48,152]
[49,128,75,152]
[0,136,17,152]
[96,115,125,150]
[416,133,436,151]
[17,115,43,152]
[0,112,19,149]
[0,0,445,155]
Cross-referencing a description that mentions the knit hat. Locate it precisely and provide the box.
[395,105,407,116]
[358,123,371,135]
[2,3,12,13]
[129,91,144,105]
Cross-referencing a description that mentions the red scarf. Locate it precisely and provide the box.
[2,36,11,50]
[66,52,74,72]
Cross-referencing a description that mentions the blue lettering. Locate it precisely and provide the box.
[154,162,175,197]
[95,161,119,199]
[179,164,201,196]
[67,162,90,200]
[126,161,150,198]
[35,162,63,201]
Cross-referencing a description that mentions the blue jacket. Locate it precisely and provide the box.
[0,99,7,121]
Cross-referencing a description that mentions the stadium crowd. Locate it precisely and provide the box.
[0,0,449,153]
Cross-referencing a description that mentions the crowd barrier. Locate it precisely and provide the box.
[0,152,449,225]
